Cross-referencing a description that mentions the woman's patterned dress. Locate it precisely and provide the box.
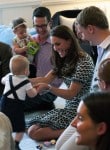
[26,53,94,129]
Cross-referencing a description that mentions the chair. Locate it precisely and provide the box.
[51,9,82,28]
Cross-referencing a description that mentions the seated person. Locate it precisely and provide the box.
[26,25,94,141]
[71,91,110,150]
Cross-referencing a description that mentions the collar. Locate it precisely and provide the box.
[98,35,110,49]
[14,75,27,78]
[36,34,51,44]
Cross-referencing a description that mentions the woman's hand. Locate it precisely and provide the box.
[35,83,51,94]
[29,77,44,86]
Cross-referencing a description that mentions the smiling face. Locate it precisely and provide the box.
[71,101,101,148]
[14,26,27,39]
[76,24,89,40]
[76,24,98,46]
[50,36,71,58]
[33,16,50,38]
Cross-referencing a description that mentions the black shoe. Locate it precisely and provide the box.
[15,144,21,150]
[15,141,21,150]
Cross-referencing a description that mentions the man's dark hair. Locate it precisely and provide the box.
[33,6,51,22]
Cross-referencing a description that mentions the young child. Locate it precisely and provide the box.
[12,17,39,78]
[97,58,110,91]
[0,55,38,150]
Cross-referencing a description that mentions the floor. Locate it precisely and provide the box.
[19,133,56,150]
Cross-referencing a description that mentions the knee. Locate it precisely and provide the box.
[27,125,38,140]
[27,125,36,139]
[27,125,43,141]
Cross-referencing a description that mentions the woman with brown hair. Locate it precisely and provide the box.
[27,25,94,141]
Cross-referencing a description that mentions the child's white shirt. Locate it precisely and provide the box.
[2,73,33,100]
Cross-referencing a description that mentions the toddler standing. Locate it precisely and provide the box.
[0,55,38,150]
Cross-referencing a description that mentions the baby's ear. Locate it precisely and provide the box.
[97,122,107,135]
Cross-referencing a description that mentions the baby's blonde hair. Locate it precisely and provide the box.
[10,55,29,75]
[0,112,15,150]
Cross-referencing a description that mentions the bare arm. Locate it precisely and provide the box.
[30,70,56,86]
[12,41,28,54]
[35,81,82,100]
[26,87,38,98]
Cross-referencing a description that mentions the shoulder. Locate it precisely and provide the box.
[0,42,12,56]
[21,77,30,84]
[0,42,10,49]
[78,51,94,65]
[1,73,11,83]
[13,36,19,43]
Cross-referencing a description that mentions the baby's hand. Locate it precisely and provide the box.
[34,84,41,93]
[23,46,28,51]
